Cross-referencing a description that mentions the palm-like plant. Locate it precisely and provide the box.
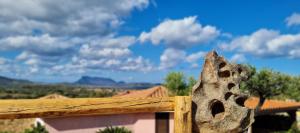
[96,126,132,133]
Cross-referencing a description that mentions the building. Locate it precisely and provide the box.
[39,87,300,133]
[40,86,173,133]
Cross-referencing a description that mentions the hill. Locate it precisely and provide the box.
[0,76,32,87]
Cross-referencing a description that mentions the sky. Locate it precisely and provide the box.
[0,0,300,83]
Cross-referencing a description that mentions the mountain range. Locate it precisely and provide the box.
[0,75,158,89]
[0,76,32,87]
[74,76,159,89]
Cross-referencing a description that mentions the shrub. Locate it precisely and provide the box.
[24,122,48,133]
[96,126,132,133]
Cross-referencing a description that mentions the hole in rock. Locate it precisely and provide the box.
[235,97,247,107]
[225,92,233,100]
[238,67,243,74]
[218,70,230,78]
[219,62,226,69]
[211,100,225,118]
[227,83,235,90]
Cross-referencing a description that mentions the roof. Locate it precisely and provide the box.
[114,87,300,114]
[114,86,169,98]
[244,97,300,113]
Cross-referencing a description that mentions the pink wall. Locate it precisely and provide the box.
[41,113,174,133]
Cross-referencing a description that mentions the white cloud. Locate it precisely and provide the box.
[219,29,300,58]
[186,51,206,63]
[120,56,154,72]
[184,51,206,68]
[230,54,246,63]
[286,13,300,27]
[0,0,149,37]
[159,48,186,69]
[139,16,219,49]
[79,35,136,59]
[0,0,157,78]
[0,34,78,57]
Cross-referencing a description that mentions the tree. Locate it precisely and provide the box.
[187,76,197,94]
[164,72,197,96]
[240,65,291,112]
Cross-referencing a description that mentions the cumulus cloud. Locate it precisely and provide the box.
[0,34,78,57]
[72,35,154,72]
[220,29,300,58]
[159,48,186,69]
[0,0,149,37]
[140,16,219,70]
[184,51,206,68]
[79,36,136,59]
[230,54,246,63]
[186,51,206,63]
[139,16,220,49]
[0,0,156,77]
[286,13,300,27]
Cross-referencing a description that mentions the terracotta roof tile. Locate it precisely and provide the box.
[114,86,168,98]
[244,97,300,111]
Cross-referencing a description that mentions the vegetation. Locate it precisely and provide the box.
[164,72,197,96]
[241,65,300,111]
[96,126,132,133]
[0,122,48,133]
[24,122,48,133]
[0,84,116,99]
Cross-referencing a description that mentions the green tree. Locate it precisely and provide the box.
[187,76,197,95]
[164,72,197,96]
[241,65,292,112]
[96,126,132,133]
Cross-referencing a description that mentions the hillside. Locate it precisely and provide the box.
[0,76,32,87]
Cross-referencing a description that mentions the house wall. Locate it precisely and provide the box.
[41,113,174,133]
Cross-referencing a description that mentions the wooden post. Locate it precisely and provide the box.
[174,96,192,133]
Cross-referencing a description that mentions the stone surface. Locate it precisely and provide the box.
[192,51,254,133]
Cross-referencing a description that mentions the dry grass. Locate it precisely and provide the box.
[0,118,35,133]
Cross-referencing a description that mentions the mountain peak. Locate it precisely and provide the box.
[75,76,116,86]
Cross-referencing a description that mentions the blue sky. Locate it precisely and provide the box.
[0,0,300,83]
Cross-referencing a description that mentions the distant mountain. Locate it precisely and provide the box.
[0,75,159,90]
[0,76,32,87]
[74,76,159,89]
[75,76,117,86]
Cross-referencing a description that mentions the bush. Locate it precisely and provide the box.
[24,122,48,133]
[96,126,132,133]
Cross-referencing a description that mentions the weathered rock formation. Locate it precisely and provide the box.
[192,51,254,133]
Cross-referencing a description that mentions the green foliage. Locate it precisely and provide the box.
[24,122,48,133]
[241,64,300,102]
[0,84,116,99]
[164,72,197,96]
[96,126,132,133]
[187,76,197,94]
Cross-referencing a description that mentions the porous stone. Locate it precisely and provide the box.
[192,51,254,133]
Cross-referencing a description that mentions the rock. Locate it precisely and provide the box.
[192,51,254,133]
